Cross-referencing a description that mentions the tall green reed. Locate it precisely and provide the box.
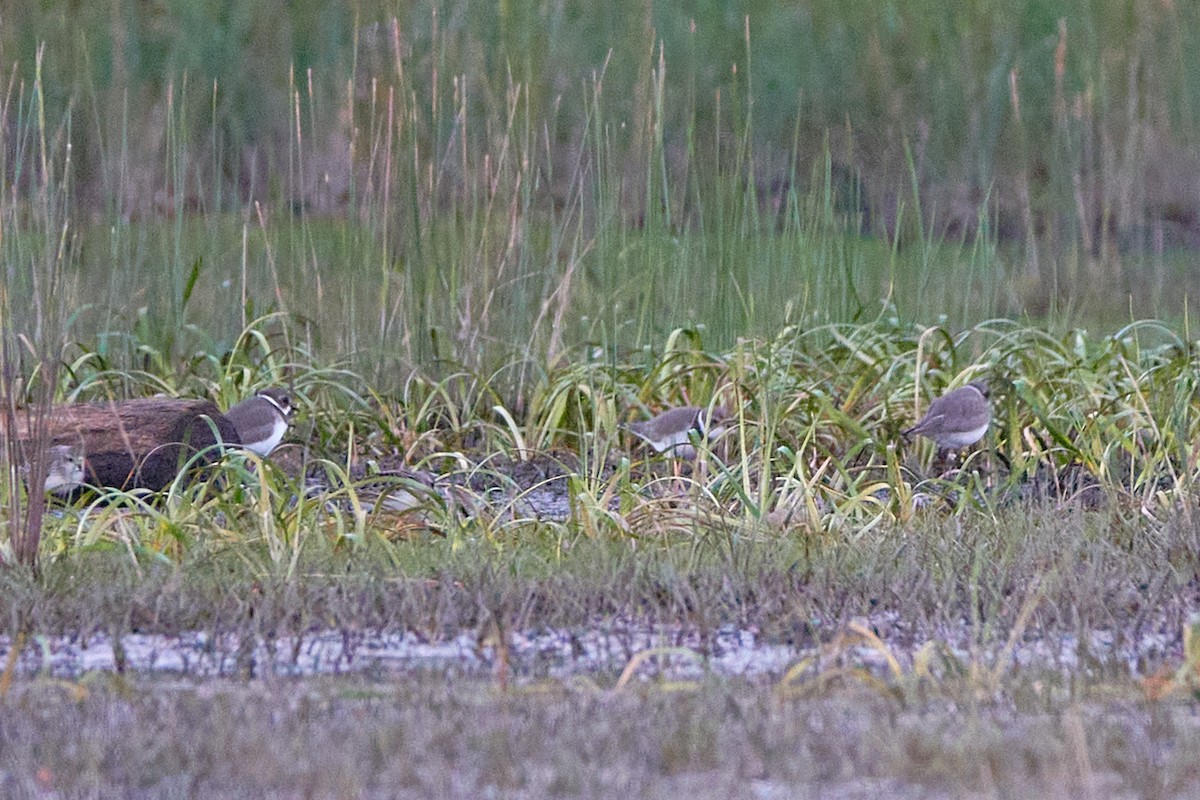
[2,2,1199,400]
[0,48,74,567]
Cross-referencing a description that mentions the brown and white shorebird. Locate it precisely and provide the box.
[903,380,991,450]
[302,462,471,525]
[22,444,86,494]
[351,466,442,514]
[625,405,730,459]
[225,388,294,457]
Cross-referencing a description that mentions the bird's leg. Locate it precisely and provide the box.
[935,447,957,477]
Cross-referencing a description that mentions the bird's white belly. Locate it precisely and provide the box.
[246,424,286,456]
[44,464,85,492]
[938,421,989,448]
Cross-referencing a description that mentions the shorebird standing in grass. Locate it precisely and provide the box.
[19,443,86,496]
[625,405,730,460]
[224,388,294,457]
[903,380,991,453]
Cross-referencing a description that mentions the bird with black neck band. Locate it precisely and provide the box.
[625,404,730,461]
[224,388,294,457]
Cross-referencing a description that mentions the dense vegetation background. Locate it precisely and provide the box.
[4,0,1200,391]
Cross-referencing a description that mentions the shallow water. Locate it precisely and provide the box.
[0,614,1184,683]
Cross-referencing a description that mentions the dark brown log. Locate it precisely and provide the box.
[5,398,241,493]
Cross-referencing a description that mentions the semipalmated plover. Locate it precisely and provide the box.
[225,388,293,456]
[626,405,729,459]
[23,444,86,494]
[903,380,990,450]
[354,467,441,514]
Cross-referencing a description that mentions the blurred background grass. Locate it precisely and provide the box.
[3,0,1200,392]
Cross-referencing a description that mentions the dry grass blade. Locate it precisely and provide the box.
[614,647,705,691]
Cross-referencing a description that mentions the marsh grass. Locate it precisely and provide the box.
[6,309,1200,563]
[4,2,1200,390]
[4,3,1200,795]
[2,500,1200,796]
[2,447,1199,794]
[1,499,1193,647]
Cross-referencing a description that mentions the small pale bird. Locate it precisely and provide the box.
[903,380,991,450]
[225,388,294,457]
[626,405,729,459]
[348,466,442,514]
[22,444,87,494]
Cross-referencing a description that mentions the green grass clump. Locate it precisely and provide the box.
[3,313,1200,568]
